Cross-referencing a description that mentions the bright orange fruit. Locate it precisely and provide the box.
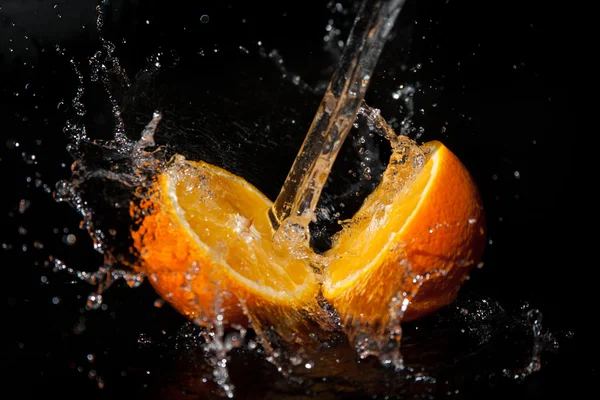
[130,155,323,340]
[322,140,486,327]
[130,140,485,339]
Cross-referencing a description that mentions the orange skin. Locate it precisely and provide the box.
[130,170,333,344]
[401,144,486,320]
[324,142,486,332]
[131,195,249,327]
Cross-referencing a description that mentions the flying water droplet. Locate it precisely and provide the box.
[86,293,103,310]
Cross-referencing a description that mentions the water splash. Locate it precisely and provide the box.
[502,308,546,380]
[35,2,554,398]
[196,296,236,398]
[47,3,167,322]
[259,46,327,94]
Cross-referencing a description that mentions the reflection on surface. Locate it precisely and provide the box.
[142,295,550,399]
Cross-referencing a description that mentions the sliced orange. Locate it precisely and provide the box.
[130,155,323,340]
[130,139,485,343]
[323,140,486,328]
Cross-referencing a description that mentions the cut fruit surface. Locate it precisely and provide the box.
[130,139,485,343]
[323,140,486,327]
[130,155,322,336]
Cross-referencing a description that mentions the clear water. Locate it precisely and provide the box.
[269,0,407,228]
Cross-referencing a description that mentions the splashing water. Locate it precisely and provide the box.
[32,1,558,398]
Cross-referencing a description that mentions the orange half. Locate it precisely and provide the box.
[130,155,323,339]
[323,140,486,327]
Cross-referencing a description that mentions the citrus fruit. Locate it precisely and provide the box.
[130,139,485,341]
[129,155,323,340]
[323,140,486,328]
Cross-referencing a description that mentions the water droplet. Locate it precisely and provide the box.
[527,309,542,335]
[200,14,210,23]
[138,333,152,345]
[153,299,164,308]
[63,234,77,245]
[6,139,20,149]
[361,74,370,87]
[86,293,103,310]
[224,332,244,350]
[125,273,144,288]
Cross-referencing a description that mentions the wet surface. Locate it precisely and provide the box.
[1,0,591,399]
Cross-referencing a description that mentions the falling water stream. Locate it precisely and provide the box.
[269,0,406,229]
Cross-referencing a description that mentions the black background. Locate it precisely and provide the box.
[1,0,588,399]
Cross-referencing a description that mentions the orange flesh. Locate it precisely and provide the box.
[130,157,321,330]
[323,141,486,322]
[325,147,433,288]
[170,161,310,290]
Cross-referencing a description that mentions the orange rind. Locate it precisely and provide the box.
[323,140,486,328]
